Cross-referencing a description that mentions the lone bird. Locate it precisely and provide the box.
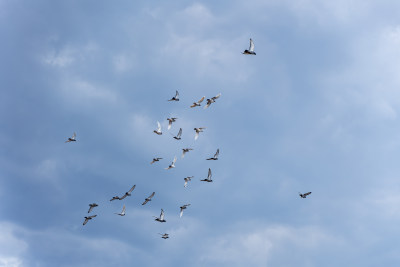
[184,176,193,188]
[190,96,205,108]
[243,38,256,55]
[150,157,163,164]
[87,203,98,213]
[206,149,219,160]
[153,121,162,135]
[180,204,191,218]
[119,185,136,200]
[168,90,179,101]
[159,233,169,239]
[167,117,177,130]
[83,215,97,226]
[154,209,166,222]
[115,205,126,216]
[204,93,221,109]
[65,132,76,143]
[194,127,206,140]
[165,156,177,170]
[181,148,193,158]
[142,192,155,205]
[172,128,182,140]
[200,168,213,182]
[299,192,312,198]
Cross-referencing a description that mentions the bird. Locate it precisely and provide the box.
[194,127,206,140]
[243,38,256,55]
[168,90,179,101]
[158,233,169,239]
[204,93,221,109]
[200,168,213,182]
[299,192,312,198]
[153,121,162,135]
[190,96,205,108]
[206,149,219,160]
[110,196,120,201]
[172,128,182,140]
[167,118,177,130]
[150,157,163,164]
[83,215,97,226]
[180,204,191,218]
[87,203,98,213]
[115,204,126,216]
[142,192,155,205]
[154,209,166,222]
[181,148,193,158]
[184,176,193,188]
[65,132,76,143]
[165,156,177,170]
[119,185,136,200]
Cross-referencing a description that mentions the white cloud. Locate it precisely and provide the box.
[0,223,28,267]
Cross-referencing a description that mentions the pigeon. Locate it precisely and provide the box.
[110,196,120,201]
[83,215,97,226]
[165,156,177,170]
[194,127,206,140]
[115,204,126,216]
[119,185,136,200]
[204,93,221,109]
[299,192,312,198]
[243,38,256,55]
[153,121,162,135]
[159,233,169,239]
[180,204,191,218]
[181,148,193,158]
[173,128,182,140]
[206,149,219,160]
[65,132,77,143]
[184,176,193,188]
[167,118,177,130]
[168,90,179,101]
[154,209,166,222]
[88,203,98,213]
[150,157,163,164]
[190,96,205,108]
[142,192,155,205]
[200,168,213,182]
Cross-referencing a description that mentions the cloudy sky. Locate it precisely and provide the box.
[2,0,400,266]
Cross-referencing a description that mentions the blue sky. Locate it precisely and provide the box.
[2,0,400,266]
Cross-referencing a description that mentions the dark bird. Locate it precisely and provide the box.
[204,93,221,109]
[180,204,191,218]
[159,233,169,239]
[154,209,166,222]
[181,148,193,158]
[65,132,76,143]
[153,121,162,135]
[119,185,136,200]
[190,96,205,108]
[173,128,182,140]
[142,192,155,205]
[243,38,256,55]
[184,176,193,188]
[200,168,213,182]
[115,205,126,216]
[206,149,219,160]
[150,157,163,164]
[194,127,206,140]
[167,117,177,130]
[168,90,179,101]
[165,156,177,170]
[83,215,97,226]
[299,192,312,198]
[88,203,98,213]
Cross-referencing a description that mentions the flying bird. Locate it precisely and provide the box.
[168,90,179,101]
[184,176,193,188]
[65,132,76,143]
[154,209,166,222]
[181,148,193,158]
[119,185,136,200]
[167,117,177,130]
[165,156,177,170]
[115,205,126,216]
[200,168,213,182]
[150,157,163,164]
[194,127,206,140]
[190,96,205,108]
[206,149,219,160]
[299,192,312,198]
[83,215,97,226]
[243,38,256,55]
[87,203,98,213]
[180,204,191,218]
[153,121,162,135]
[110,196,120,201]
[204,93,221,109]
[159,233,169,239]
[172,128,182,140]
[142,192,155,205]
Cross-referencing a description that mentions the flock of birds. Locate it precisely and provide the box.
[68,38,311,238]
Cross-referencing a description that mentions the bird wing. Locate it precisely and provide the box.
[157,121,161,132]
[180,209,183,218]
[175,90,179,98]
[72,132,76,139]
[89,215,97,219]
[190,103,197,108]
[128,185,136,193]
[173,156,177,164]
[177,128,182,138]
[142,199,149,205]
[215,149,219,158]
[122,205,126,214]
[208,168,212,179]
[184,180,188,187]
[198,96,205,103]
[119,194,127,200]
[249,38,254,52]
[160,209,165,220]
[204,100,211,109]
[168,120,172,130]
[195,131,199,140]
[305,192,312,196]
[83,218,89,225]
[149,192,155,199]
[212,93,221,100]
[88,206,93,213]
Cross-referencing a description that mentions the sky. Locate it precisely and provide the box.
[2,0,400,266]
